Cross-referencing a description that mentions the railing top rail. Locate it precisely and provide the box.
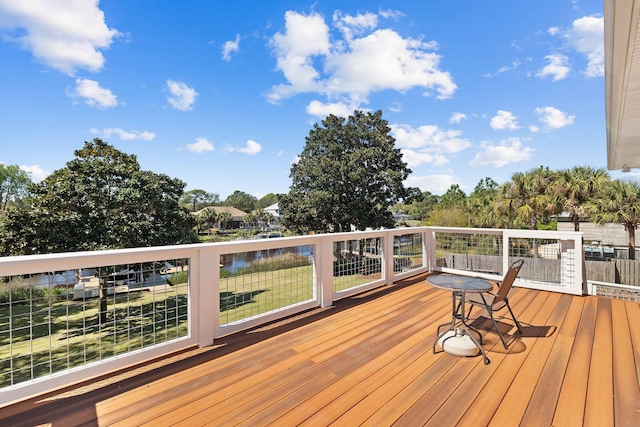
[0,227,431,276]
[428,226,583,240]
[502,228,583,239]
[0,244,204,276]
[427,226,503,235]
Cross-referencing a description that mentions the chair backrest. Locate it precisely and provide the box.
[493,259,524,305]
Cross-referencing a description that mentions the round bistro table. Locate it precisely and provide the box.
[426,274,494,365]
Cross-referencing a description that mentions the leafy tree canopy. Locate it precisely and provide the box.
[587,179,640,259]
[439,184,467,208]
[224,190,257,213]
[256,193,278,210]
[180,189,220,212]
[0,163,32,215]
[0,139,198,255]
[407,191,440,221]
[279,110,411,233]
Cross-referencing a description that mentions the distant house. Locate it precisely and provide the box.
[193,206,248,230]
[263,203,280,219]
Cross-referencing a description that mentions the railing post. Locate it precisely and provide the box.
[318,235,334,307]
[383,232,395,285]
[197,246,217,346]
[425,228,435,271]
[503,230,512,274]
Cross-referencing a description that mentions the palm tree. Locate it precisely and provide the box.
[218,212,233,230]
[497,166,557,230]
[587,179,640,260]
[468,177,499,228]
[551,166,610,231]
[200,207,218,234]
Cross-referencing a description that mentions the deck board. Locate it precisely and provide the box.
[611,299,640,427]
[585,298,614,427]
[2,272,640,426]
[520,295,584,427]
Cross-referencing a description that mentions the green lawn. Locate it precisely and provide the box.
[1,260,393,388]
[0,282,188,388]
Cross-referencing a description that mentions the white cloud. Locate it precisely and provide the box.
[449,112,467,124]
[306,100,353,118]
[225,140,263,155]
[406,174,460,194]
[490,110,519,130]
[392,124,471,168]
[389,102,402,113]
[536,54,570,81]
[469,137,533,167]
[0,0,120,75]
[564,15,604,77]
[186,137,214,153]
[333,11,378,41]
[222,34,240,61]
[267,10,456,105]
[166,80,198,111]
[238,140,262,155]
[485,60,521,77]
[535,106,575,129]
[69,78,117,108]
[268,11,331,102]
[400,149,449,168]
[90,127,155,141]
[378,9,404,20]
[19,164,48,182]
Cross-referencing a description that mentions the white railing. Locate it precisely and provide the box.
[0,226,583,405]
[428,227,584,295]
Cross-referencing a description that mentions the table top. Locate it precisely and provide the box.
[426,274,493,293]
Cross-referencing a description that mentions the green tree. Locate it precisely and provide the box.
[218,211,233,229]
[181,189,219,212]
[426,206,469,227]
[407,191,440,221]
[587,179,640,260]
[403,187,424,205]
[280,110,411,233]
[197,207,219,233]
[497,166,557,230]
[439,184,467,209]
[0,139,197,255]
[0,163,32,215]
[224,190,257,213]
[551,165,610,231]
[468,177,499,228]
[256,193,278,210]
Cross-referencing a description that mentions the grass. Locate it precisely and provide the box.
[1,252,411,388]
[0,281,188,388]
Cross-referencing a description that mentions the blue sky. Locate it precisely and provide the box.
[0,0,619,200]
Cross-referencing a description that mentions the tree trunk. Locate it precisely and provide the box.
[628,226,636,260]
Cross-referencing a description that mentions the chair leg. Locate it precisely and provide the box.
[488,309,510,349]
[505,302,523,334]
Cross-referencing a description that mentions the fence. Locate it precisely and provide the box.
[0,226,583,406]
[585,258,640,285]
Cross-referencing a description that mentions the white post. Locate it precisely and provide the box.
[383,232,395,285]
[197,246,217,346]
[318,236,334,307]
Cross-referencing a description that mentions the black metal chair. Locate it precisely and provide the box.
[466,259,524,349]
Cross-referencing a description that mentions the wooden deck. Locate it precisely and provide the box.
[2,272,640,426]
